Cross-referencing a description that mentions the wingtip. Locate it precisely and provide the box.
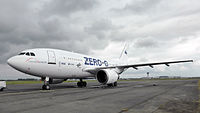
[187,60,194,62]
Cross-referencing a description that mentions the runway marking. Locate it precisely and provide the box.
[133,85,145,88]
[121,108,128,112]
[0,90,55,96]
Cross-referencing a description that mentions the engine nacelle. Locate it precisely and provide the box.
[49,78,66,84]
[96,69,119,84]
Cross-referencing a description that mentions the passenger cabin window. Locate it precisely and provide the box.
[30,52,35,56]
[25,52,30,56]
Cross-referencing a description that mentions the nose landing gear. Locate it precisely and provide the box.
[42,77,50,90]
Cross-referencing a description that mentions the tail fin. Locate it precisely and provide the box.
[119,43,129,64]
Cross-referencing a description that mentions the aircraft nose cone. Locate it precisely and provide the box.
[7,57,15,66]
[7,56,27,72]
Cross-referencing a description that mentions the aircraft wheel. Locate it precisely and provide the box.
[83,81,87,87]
[107,83,113,87]
[77,81,87,87]
[107,82,117,87]
[42,85,50,90]
[114,82,117,86]
[0,88,3,91]
[77,82,82,87]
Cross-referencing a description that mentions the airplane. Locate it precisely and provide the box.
[7,45,193,90]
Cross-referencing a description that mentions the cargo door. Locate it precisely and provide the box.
[47,51,56,64]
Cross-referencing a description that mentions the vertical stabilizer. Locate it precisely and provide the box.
[119,43,129,65]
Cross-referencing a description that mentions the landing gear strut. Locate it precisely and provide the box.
[77,79,87,87]
[42,77,50,90]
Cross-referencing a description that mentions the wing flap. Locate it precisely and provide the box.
[121,60,193,69]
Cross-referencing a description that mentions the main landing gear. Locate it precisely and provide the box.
[77,79,87,87]
[107,82,117,87]
[42,77,50,90]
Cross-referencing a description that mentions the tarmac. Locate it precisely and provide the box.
[0,80,199,113]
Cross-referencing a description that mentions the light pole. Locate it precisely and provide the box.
[147,72,150,78]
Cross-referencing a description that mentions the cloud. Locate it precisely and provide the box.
[0,0,200,79]
[85,19,117,39]
[41,0,97,17]
[116,0,160,14]
[134,38,159,48]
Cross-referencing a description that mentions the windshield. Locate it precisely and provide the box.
[30,52,35,56]
[18,52,36,56]
[18,52,25,55]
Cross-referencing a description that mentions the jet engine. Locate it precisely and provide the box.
[96,69,119,84]
[49,78,66,84]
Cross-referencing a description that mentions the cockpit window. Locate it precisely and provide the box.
[25,52,30,56]
[30,52,35,56]
[18,52,35,56]
[18,52,25,55]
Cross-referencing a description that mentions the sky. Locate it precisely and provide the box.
[0,0,200,80]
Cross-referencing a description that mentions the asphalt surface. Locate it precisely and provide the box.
[0,80,199,113]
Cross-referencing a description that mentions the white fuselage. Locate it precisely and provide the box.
[7,48,112,79]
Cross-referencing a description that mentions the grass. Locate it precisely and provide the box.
[119,78,199,81]
[6,81,42,85]
[6,80,97,85]
[198,80,200,90]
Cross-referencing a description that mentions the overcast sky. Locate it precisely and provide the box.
[0,0,200,80]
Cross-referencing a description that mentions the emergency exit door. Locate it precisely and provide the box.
[47,51,56,64]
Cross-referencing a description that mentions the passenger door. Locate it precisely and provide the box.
[47,51,56,64]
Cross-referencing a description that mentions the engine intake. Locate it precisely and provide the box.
[96,69,118,84]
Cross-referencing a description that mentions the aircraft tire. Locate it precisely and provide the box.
[114,82,117,86]
[77,82,82,87]
[83,81,87,87]
[107,82,117,87]
[42,85,50,90]
[77,81,87,87]
[107,83,113,87]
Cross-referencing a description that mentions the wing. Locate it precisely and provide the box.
[83,60,193,73]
